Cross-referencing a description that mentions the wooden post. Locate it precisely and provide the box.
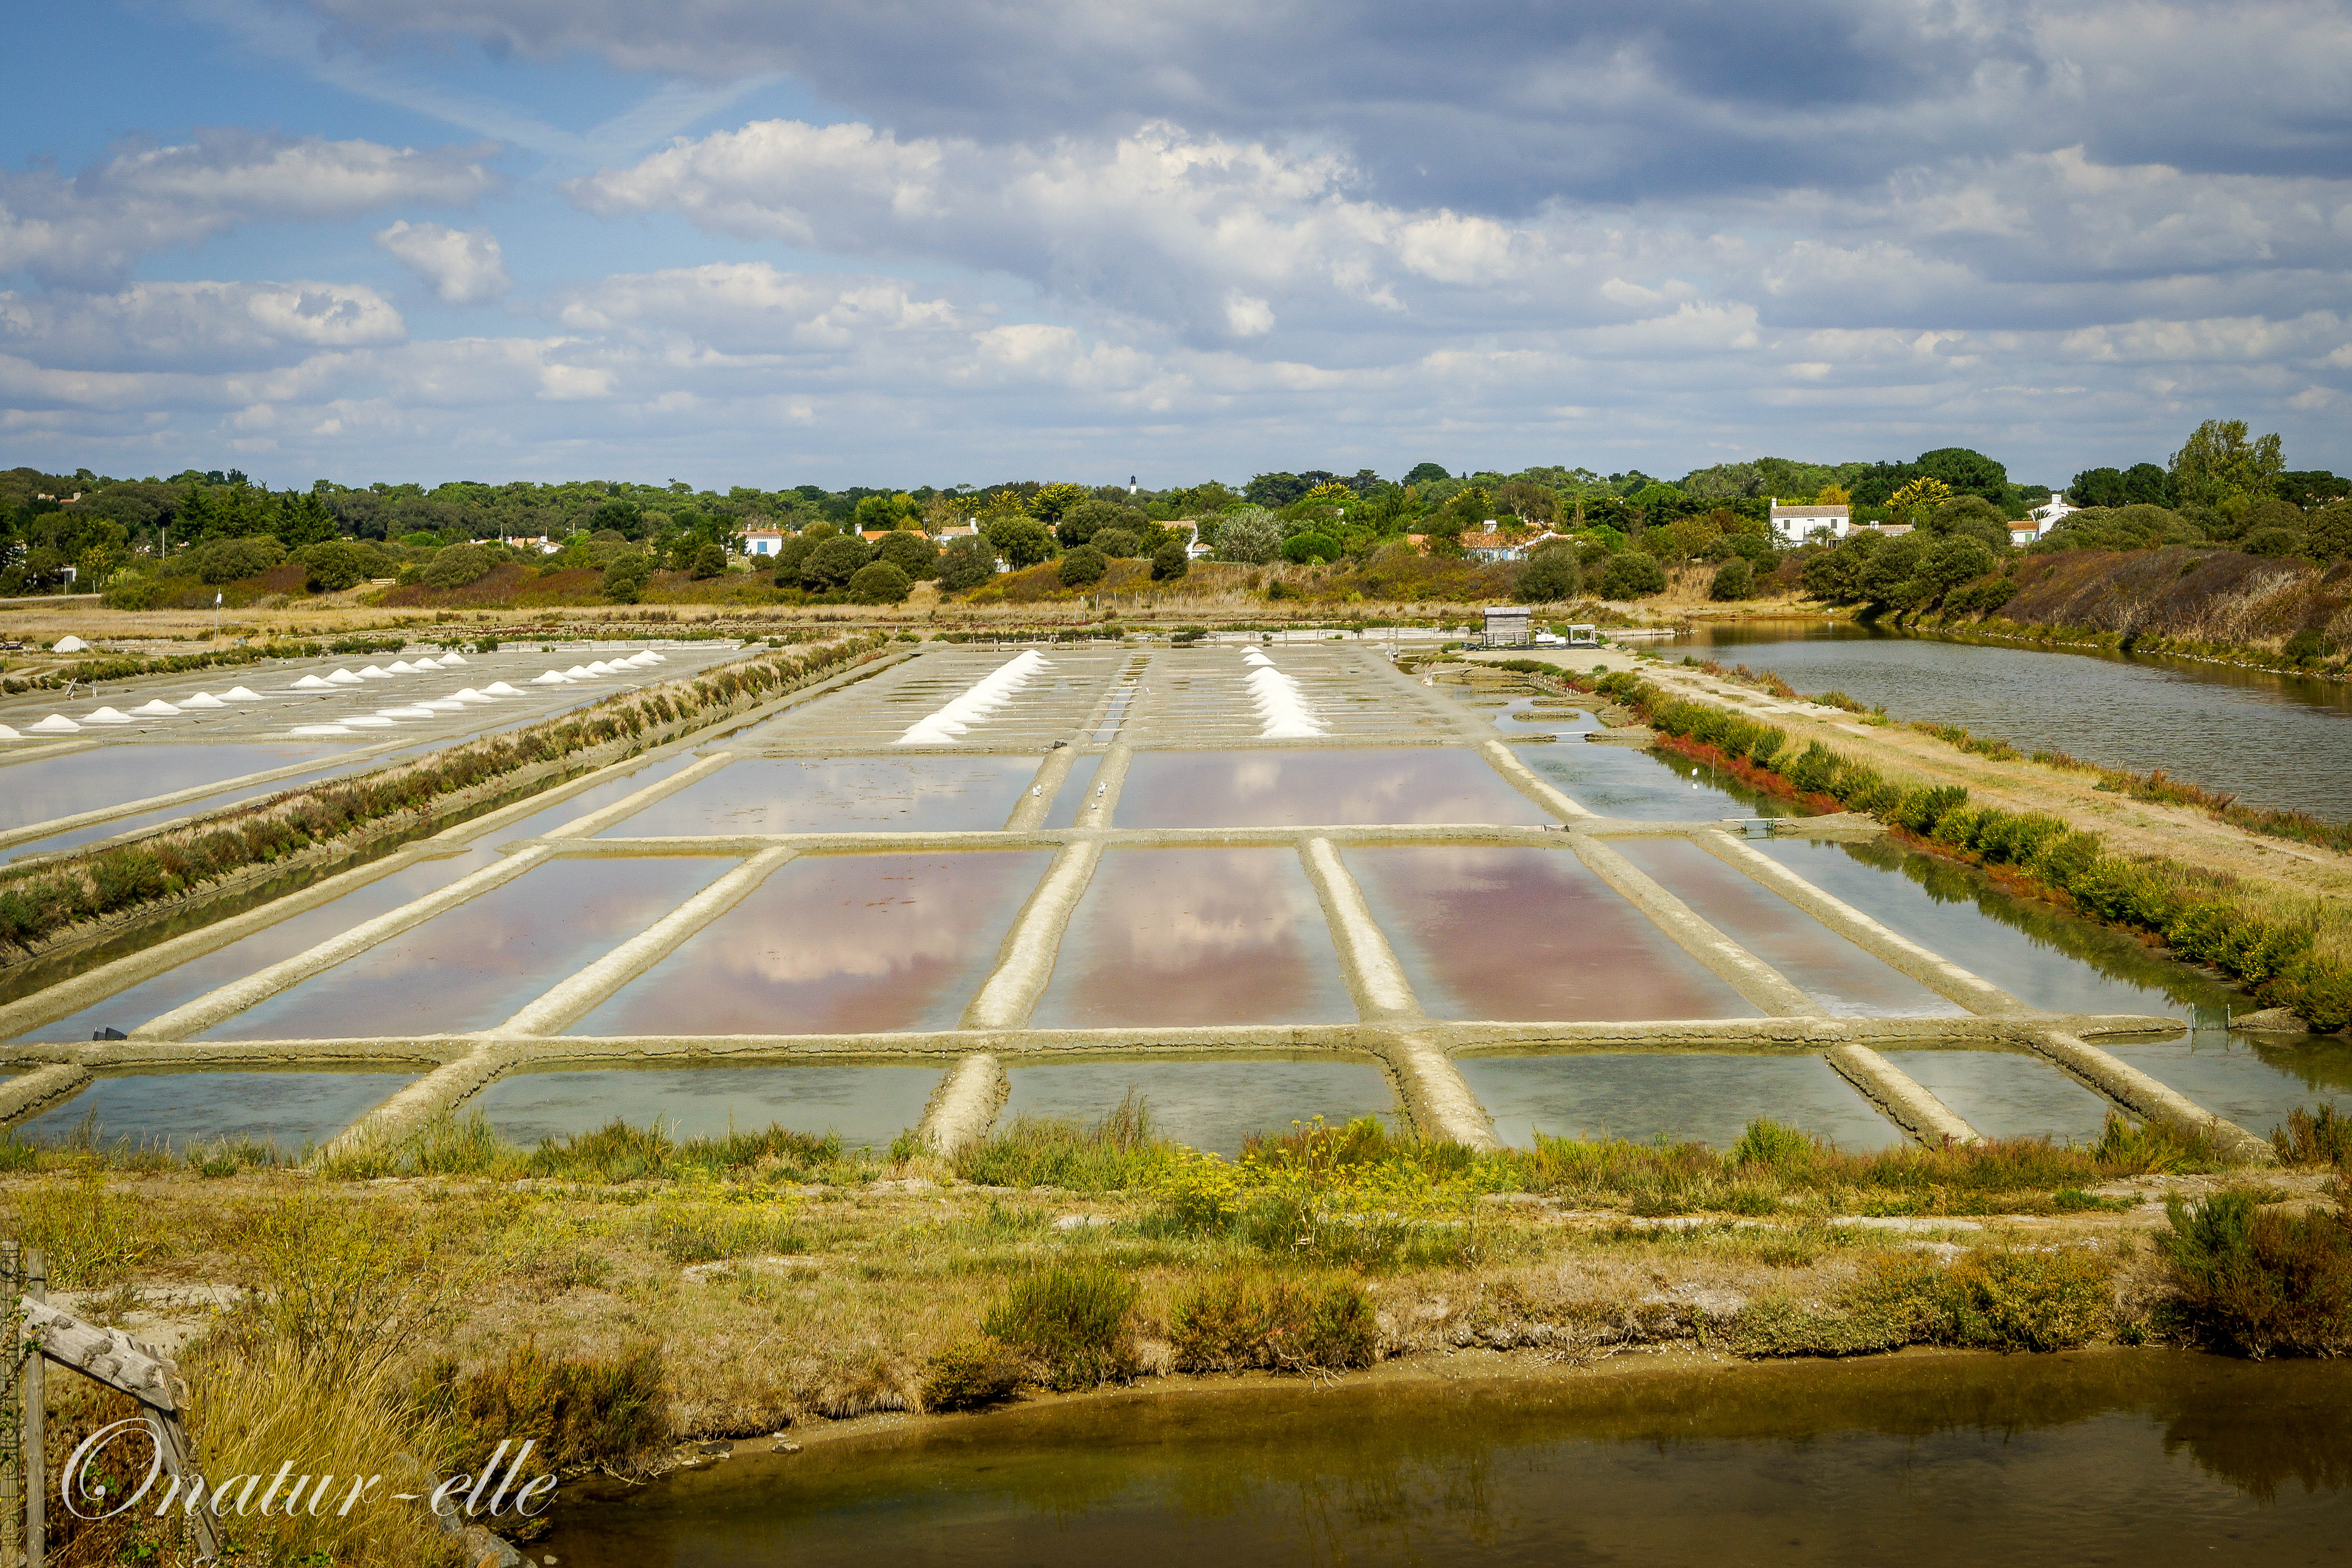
[21,1252,40,1568]
[0,1241,18,1568]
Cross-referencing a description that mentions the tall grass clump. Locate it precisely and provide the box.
[414,1338,670,1478]
[1146,1117,1485,1266]
[1167,1275,1379,1374]
[2160,1192,2352,1357]
[954,1091,1164,1189]
[2273,1104,2352,1168]
[983,1264,1140,1390]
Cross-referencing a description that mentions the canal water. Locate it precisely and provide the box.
[539,1351,2352,1566]
[1668,621,2352,819]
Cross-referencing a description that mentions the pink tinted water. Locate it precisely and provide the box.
[572,851,1050,1036]
[1030,849,1350,1027]
[1345,845,1751,1020]
[1115,749,1553,828]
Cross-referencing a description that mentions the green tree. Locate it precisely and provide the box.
[983,515,1057,567]
[936,536,998,591]
[1150,540,1190,581]
[852,492,920,531]
[877,530,941,580]
[1028,483,1092,528]
[1517,547,1579,602]
[1058,545,1109,586]
[1925,495,2013,550]
[421,543,495,588]
[298,540,374,592]
[849,561,912,603]
[1914,446,2008,502]
[602,552,650,603]
[1403,462,1452,486]
[1600,551,1666,599]
[278,490,340,548]
[1708,557,1754,600]
[800,536,873,589]
[687,539,727,579]
[2171,419,2285,508]
[1057,498,1131,546]
[1214,507,1283,564]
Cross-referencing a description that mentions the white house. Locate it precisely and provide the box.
[1769,499,1852,545]
[742,528,786,558]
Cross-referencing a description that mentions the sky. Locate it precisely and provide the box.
[0,0,2347,492]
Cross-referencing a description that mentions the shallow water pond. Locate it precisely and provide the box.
[1345,845,1752,1020]
[473,1065,941,1151]
[1457,1051,1903,1150]
[1116,749,1553,828]
[1029,849,1350,1029]
[599,755,1042,837]
[1000,1060,1397,1156]
[539,1352,2352,1567]
[1877,1048,2116,1143]
[204,857,731,1039]
[0,741,348,834]
[20,754,710,1043]
[1608,836,1960,1017]
[572,852,1050,1036]
[15,1068,414,1151]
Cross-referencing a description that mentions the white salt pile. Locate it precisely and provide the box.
[131,699,180,715]
[897,651,1051,745]
[292,674,333,690]
[325,669,365,686]
[530,671,572,685]
[221,687,263,701]
[482,681,524,697]
[181,692,227,708]
[439,653,468,665]
[82,707,134,725]
[1243,656,1325,739]
[27,716,78,733]
[378,706,436,719]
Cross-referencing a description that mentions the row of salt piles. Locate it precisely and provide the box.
[896,650,1051,744]
[11,685,267,737]
[1243,648,1325,739]
[530,650,664,684]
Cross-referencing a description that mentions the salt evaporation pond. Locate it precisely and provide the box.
[570,851,1050,1036]
[1345,845,1752,1020]
[1879,1048,2120,1143]
[0,742,349,832]
[1038,754,1103,828]
[1458,1052,1905,1151]
[15,1068,416,1150]
[25,752,709,1040]
[600,755,1042,837]
[1029,849,1351,1028]
[473,1065,941,1151]
[205,857,730,1039]
[1000,1060,1398,1156]
[1114,748,1552,828]
[1608,836,1961,1017]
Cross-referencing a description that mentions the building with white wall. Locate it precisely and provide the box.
[1768,500,1852,545]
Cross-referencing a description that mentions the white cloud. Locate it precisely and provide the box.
[0,131,499,287]
[0,281,404,372]
[374,221,512,303]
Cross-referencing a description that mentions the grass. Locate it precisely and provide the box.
[319,1110,879,1186]
[2159,1192,2352,1357]
[982,1264,1140,1390]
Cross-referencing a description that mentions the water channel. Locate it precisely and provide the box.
[540,1351,2352,1566]
[1668,620,2352,819]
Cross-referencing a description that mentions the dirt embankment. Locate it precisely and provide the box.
[1541,647,2352,944]
[1990,547,2352,662]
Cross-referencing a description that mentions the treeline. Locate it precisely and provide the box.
[0,443,2043,599]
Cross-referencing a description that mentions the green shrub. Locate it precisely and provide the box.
[1709,558,1753,600]
[2274,1105,2352,1168]
[984,1265,1139,1390]
[849,561,912,604]
[194,535,285,584]
[919,1340,1026,1412]
[1058,546,1109,586]
[421,543,495,589]
[1168,1276,1379,1374]
[2092,1110,2223,1174]
[1600,551,1666,599]
[639,1201,804,1264]
[2161,1193,2352,1357]
[601,551,650,603]
[1151,541,1191,581]
[1731,1118,1819,1176]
